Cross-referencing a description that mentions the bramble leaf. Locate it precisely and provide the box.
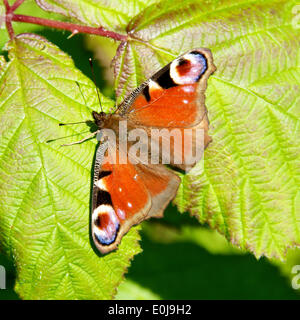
[0,0,300,303]
[0,34,141,299]
[36,0,159,30]
[111,0,300,259]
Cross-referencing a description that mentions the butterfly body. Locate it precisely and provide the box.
[92,111,123,132]
[89,48,216,254]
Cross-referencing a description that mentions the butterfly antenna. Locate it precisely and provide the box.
[59,121,88,126]
[46,130,91,143]
[58,82,92,126]
[89,58,103,113]
[76,81,88,107]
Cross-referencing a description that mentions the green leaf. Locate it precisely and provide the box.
[36,0,159,30]
[0,0,64,53]
[111,0,300,259]
[142,221,243,255]
[0,4,4,30]
[115,279,161,300]
[0,33,141,299]
[1,0,299,303]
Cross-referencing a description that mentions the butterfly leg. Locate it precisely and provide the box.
[61,130,100,146]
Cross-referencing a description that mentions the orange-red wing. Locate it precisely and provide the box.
[149,119,212,171]
[91,145,151,254]
[135,164,181,218]
[91,144,181,254]
[127,83,201,128]
[117,48,216,129]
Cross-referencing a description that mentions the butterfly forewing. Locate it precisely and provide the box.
[118,48,215,171]
[118,48,215,128]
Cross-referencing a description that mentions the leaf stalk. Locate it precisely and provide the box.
[3,0,127,42]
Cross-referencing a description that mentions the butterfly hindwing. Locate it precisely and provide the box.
[91,143,180,253]
[135,163,181,218]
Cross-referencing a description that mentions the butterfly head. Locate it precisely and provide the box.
[92,111,109,128]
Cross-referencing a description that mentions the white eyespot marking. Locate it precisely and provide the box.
[183,99,189,104]
[170,52,207,85]
[93,204,117,224]
[95,179,107,191]
[127,202,132,208]
[183,85,195,93]
[117,208,126,220]
[148,79,163,93]
[133,174,138,181]
[119,187,122,192]
[93,204,120,245]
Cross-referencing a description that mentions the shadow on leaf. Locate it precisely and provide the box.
[125,232,299,300]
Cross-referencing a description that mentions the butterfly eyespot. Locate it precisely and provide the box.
[170,52,207,85]
[93,205,120,246]
[94,225,119,245]
[176,58,191,75]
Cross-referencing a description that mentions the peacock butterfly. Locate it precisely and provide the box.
[63,48,216,254]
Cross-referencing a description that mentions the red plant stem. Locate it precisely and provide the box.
[4,0,15,40]
[3,0,10,11]
[11,0,26,12]
[11,14,128,41]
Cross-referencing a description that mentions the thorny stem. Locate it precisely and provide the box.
[3,0,10,10]
[3,0,127,42]
[4,0,15,40]
[10,0,26,12]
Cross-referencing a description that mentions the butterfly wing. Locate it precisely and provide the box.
[135,163,180,218]
[117,48,216,170]
[117,48,215,128]
[91,48,215,253]
[91,142,180,254]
